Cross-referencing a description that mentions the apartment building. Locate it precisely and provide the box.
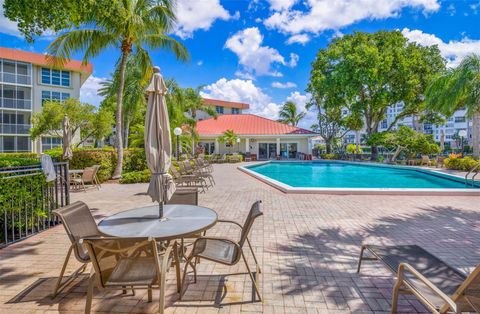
[0,47,92,153]
[194,98,249,120]
[344,103,471,149]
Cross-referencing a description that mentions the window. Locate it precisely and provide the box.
[215,106,224,114]
[232,108,240,114]
[381,119,388,129]
[42,91,70,104]
[41,137,63,151]
[455,116,466,123]
[41,68,70,86]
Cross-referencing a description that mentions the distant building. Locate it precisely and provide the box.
[0,47,92,153]
[194,98,249,120]
[196,114,316,159]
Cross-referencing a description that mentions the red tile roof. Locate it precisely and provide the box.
[196,114,316,136]
[0,47,93,74]
[202,98,249,109]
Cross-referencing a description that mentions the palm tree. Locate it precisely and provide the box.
[47,0,188,178]
[183,86,217,120]
[278,101,306,126]
[99,53,150,148]
[426,54,480,158]
[218,129,238,153]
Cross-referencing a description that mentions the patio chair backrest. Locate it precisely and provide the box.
[239,200,263,247]
[82,237,159,288]
[82,167,96,182]
[53,201,102,262]
[422,155,430,162]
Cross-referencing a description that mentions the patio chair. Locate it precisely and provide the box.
[81,237,181,314]
[170,166,208,192]
[436,156,445,168]
[181,200,263,301]
[71,166,100,192]
[217,154,227,163]
[167,187,198,205]
[357,244,480,313]
[244,152,252,162]
[180,161,215,186]
[421,155,432,167]
[193,158,213,174]
[229,154,240,163]
[52,201,105,297]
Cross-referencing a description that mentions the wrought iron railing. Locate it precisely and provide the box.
[0,162,69,248]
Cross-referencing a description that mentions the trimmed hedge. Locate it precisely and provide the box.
[0,153,40,168]
[120,169,151,184]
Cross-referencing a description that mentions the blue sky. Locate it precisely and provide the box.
[1,0,480,128]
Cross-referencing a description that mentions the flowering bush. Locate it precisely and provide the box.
[444,156,478,172]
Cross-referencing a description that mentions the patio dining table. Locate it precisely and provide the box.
[98,204,218,240]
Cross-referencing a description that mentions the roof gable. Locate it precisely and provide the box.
[196,114,316,136]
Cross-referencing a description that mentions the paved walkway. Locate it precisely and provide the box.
[1,163,479,313]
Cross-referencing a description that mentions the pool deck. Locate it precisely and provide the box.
[239,160,480,196]
[1,162,480,313]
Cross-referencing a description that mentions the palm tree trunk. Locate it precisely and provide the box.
[123,119,130,148]
[112,50,130,179]
[472,110,480,158]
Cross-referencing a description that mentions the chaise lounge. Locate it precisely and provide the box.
[357,244,480,313]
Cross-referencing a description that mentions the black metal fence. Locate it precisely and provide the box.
[0,162,69,248]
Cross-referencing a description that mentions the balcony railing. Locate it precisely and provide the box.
[0,97,32,110]
[0,123,32,135]
[0,73,31,85]
[0,162,70,248]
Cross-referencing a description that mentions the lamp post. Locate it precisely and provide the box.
[174,127,182,160]
[458,130,467,154]
[236,138,241,153]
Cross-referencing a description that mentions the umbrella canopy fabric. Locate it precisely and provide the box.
[62,115,73,160]
[145,67,176,205]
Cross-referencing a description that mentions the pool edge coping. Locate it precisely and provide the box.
[237,161,480,196]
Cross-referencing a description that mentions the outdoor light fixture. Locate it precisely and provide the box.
[237,138,241,152]
[174,127,182,160]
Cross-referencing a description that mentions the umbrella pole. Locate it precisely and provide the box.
[159,201,163,219]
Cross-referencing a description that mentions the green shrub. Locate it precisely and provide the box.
[444,156,479,171]
[346,144,363,154]
[123,149,148,172]
[120,169,151,184]
[320,153,336,160]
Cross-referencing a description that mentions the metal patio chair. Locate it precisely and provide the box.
[170,166,208,192]
[52,201,105,297]
[181,200,263,301]
[358,244,480,313]
[71,166,100,192]
[81,237,181,314]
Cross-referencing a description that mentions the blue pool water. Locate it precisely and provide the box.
[246,161,476,189]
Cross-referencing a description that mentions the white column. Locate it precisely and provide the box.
[245,138,250,153]
[214,138,219,154]
[307,138,312,154]
[276,138,280,156]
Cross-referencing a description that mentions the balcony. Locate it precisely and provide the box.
[0,123,32,135]
[0,73,31,85]
[0,97,32,110]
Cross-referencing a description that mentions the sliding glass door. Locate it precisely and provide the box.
[258,143,277,159]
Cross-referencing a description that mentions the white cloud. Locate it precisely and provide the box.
[0,0,22,37]
[174,0,236,39]
[200,78,281,118]
[271,81,297,88]
[286,34,310,45]
[267,0,297,11]
[264,0,440,36]
[401,28,480,67]
[80,75,106,106]
[225,27,298,77]
[288,53,299,67]
[197,60,203,66]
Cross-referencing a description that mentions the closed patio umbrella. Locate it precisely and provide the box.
[62,114,72,160]
[145,66,176,219]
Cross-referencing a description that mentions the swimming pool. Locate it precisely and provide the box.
[240,161,479,195]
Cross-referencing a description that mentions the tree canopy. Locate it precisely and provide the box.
[309,30,445,159]
[30,98,113,146]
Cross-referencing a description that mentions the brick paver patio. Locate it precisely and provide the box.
[1,163,479,313]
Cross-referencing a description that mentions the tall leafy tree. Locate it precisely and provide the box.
[426,54,480,158]
[30,98,113,147]
[46,0,188,179]
[278,101,306,126]
[218,130,239,153]
[309,30,445,159]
